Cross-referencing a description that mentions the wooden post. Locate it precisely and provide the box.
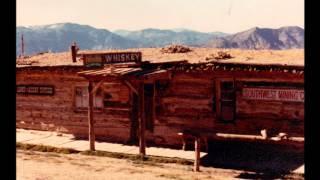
[177,132,186,150]
[194,137,201,172]
[88,81,95,151]
[123,80,138,95]
[21,34,24,57]
[182,137,186,151]
[138,81,146,156]
[261,129,268,140]
[70,44,77,62]
[215,80,221,119]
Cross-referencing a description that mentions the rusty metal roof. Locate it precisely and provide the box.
[78,67,141,77]
[77,67,171,81]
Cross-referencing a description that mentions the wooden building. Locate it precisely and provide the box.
[16,48,304,149]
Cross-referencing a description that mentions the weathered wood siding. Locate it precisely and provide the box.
[148,71,304,147]
[148,72,215,146]
[16,69,304,148]
[16,70,131,143]
[235,86,304,136]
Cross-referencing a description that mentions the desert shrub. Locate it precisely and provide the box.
[205,51,233,60]
[160,44,192,53]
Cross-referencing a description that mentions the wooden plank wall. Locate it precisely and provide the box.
[147,72,216,147]
[16,70,304,148]
[148,71,304,147]
[16,71,131,143]
[235,89,304,136]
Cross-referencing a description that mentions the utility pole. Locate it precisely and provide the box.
[21,34,24,57]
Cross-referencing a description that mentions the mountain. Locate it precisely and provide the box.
[16,23,139,55]
[205,26,304,49]
[16,23,304,55]
[113,28,227,47]
[171,28,229,37]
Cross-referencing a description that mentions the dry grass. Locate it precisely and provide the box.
[16,48,304,67]
[16,142,80,154]
[16,142,193,166]
[80,48,304,65]
[16,52,83,67]
[17,149,304,180]
[80,150,193,165]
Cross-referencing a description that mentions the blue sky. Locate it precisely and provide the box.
[16,0,304,33]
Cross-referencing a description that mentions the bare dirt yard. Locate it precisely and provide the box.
[17,149,242,180]
[17,141,304,180]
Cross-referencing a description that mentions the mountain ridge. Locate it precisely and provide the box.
[16,23,304,55]
[204,26,304,49]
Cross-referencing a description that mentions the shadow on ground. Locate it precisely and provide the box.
[200,140,304,179]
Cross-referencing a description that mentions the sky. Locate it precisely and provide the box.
[16,0,304,33]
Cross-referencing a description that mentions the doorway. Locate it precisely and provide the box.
[144,83,155,132]
[129,93,139,143]
[129,83,155,143]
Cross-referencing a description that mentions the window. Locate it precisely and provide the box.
[215,79,236,122]
[75,86,103,110]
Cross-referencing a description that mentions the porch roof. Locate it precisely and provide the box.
[77,66,171,81]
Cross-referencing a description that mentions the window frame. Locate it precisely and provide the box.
[73,86,103,112]
[215,78,236,123]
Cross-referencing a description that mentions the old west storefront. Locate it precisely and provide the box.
[16,50,304,154]
[76,51,174,154]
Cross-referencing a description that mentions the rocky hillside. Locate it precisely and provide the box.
[113,28,228,47]
[16,23,139,55]
[16,23,304,55]
[205,26,304,49]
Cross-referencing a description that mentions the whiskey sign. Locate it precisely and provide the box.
[83,52,142,67]
[242,88,304,102]
[16,85,54,95]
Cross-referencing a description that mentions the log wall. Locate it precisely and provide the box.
[16,69,304,148]
[16,70,131,143]
[148,71,304,147]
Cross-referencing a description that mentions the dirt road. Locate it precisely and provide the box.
[16,149,303,180]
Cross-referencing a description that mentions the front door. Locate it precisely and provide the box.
[130,93,139,143]
[144,83,155,132]
[129,83,155,143]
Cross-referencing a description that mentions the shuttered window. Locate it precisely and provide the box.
[75,86,103,110]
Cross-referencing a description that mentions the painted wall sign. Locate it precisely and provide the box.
[84,52,142,67]
[242,88,304,102]
[16,85,54,95]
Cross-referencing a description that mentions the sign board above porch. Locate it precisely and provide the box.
[82,52,142,67]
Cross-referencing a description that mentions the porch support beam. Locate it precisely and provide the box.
[194,137,201,172]
[123,80,138,95]
[138,81,146,157]
[88,81,95,151]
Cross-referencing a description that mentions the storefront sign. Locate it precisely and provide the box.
[84,52,142,67]
[16,85,54,95]
[242,88,304,102]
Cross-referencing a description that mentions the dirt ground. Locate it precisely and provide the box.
[17,150,243,180]
[17,145,303,180]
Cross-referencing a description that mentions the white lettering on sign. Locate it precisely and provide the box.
[84,52,142,67]
[16,86,26,93]
[16,85,54,95]
[242,88,304,102]
[27,86,39,93]
[39,87,54,94]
